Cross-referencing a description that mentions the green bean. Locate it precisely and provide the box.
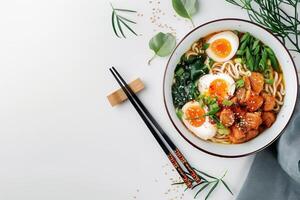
[246,47,254,71]
[265,47,280,71]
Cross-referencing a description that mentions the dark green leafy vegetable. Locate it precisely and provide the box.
[148,32,176,65]
[172,0,198,27]
[190,59,207,81]
[172,54,208,109]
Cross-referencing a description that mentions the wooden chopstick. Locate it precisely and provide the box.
[110,67,201,184]
[109,67,201,187]
[109,67,192,188]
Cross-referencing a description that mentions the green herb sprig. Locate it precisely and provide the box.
[226,0,300,53]
[110,3,138,38]
[173,168,233,199]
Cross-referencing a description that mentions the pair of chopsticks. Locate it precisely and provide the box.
[109,67,201,188]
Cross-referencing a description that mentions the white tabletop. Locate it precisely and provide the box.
[0,0,299,199]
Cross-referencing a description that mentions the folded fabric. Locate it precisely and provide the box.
[237,92,300,200]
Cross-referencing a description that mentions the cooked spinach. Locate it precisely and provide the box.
[172,54,208,108]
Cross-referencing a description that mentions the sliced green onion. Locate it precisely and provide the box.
[218,127,230,135]
[236,79,245,88]
[203,43,210,50]
[176,108,184,120]
[265,79,274,84]
[222,99,233,106]
[234,58,242,64]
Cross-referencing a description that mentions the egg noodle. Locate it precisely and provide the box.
[210,60,251,80]
[185,42,204,59]
[264,70,285,112]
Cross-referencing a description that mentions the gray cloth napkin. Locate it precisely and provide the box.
[237,93,300,200]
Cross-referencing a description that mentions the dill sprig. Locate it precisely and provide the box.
[225,0,300,53]
[110,3,138,38]
[172,168,233,199]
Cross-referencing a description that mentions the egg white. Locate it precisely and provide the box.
[182,101,217,140]
[198,73,236,99]
[206,31,239,62]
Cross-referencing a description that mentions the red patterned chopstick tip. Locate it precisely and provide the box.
[175,149,201,183]
[167,154,192,188]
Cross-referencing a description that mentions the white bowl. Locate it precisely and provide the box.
[163,18,298,157]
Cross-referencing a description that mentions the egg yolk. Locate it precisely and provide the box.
[210,38,232,58]
[208,79,229,100]
[185,105,205,127]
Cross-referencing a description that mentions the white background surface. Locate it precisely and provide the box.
[0,0,299,199]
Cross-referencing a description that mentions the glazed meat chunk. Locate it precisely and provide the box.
[229,124,246,144]
[262,112,276,128]
[244,112,262,130]
[246,94,264,112]
[262,93,276,111]
[220,108,235,127]
[236,88,251,104]
[249,72,264,94]
[246,129,259,141]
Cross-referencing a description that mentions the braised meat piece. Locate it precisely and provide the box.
[246,129,259,141]
[246,94,264,112]
[244,112,262,130]
[220,108,235,127]
[262,112,276,128]
[236,88,251,104]
[229,124,246,144]
[249,72,264,94]
[262,93,276,111]
[232,105,246,120]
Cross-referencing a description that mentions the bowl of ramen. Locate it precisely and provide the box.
[163,18,298,157]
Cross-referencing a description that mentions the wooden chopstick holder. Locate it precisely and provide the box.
[107,78,144,106]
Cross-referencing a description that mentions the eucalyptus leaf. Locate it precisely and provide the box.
[148,32,176,65]
[172,0,198,26]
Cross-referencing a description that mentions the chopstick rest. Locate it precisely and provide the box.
[107,78,144,106]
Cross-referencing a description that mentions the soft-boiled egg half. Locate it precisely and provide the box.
[198,73,235,100]
[206,31,239,62]
[182,101,217,140]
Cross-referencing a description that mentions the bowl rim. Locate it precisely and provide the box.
[163,18,299,158]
